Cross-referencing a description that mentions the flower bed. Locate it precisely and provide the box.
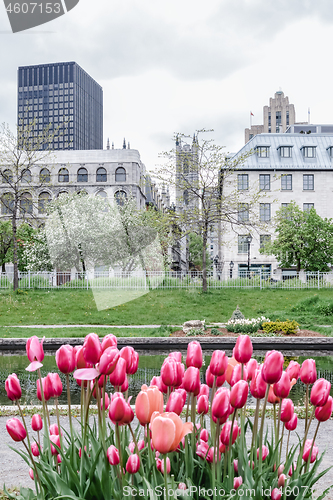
[3,334,333,499]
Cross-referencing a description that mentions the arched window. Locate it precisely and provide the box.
[58,168,69,182]
[77,190,88,196]
[115,167,126,182]
[96,190,107,199]
[58,191,68,197]
[96,167,107,182]
[115,190,127,207]
[20,192,33,214]
[40,168,50,183]
[38,192,51,214]
[77,167,88,182]
[1,192,14,214]
[2,169,13,183]
[22,169,32,183]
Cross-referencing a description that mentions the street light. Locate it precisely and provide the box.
[246,234,253,277]
[229,261,234,279]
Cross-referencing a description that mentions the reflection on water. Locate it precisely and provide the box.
[1,354,333,406]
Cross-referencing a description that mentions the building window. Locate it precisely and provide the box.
[302,147,316,158]
[279,147,292,158]
[96,190,107,199]
[40,168,50,183]
[327,147,333,158]
[115,167,126,182]
[260,203,271,222]
[20,192,33,214]
[281,203,289,208]
[77,167,88,182]
[2,169,13,183]
[303,203,314,212]
[237,174,248,190]
[303,174,314,190]
[281,174,292,190]
[238,235,248,254]
[286,111,289,126]
[1,192,14,214]
[58,168,69,182]
[260,235,271,249]
[96,167,107,182]
[259,174,270,191]
[256,146,270,158]
[21,169,32,183]
[238,203,249,222]
[115,190,127,206]
[38,192,51,214]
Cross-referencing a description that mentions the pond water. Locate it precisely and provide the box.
[1,354,333,407]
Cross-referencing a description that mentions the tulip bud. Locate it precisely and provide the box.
[286,360,300,381]
[225,357,238,385]
[234,335,253,364]
[220,421,239,446]
[250,368,267,399]
[150,375,168,394]
[57,454,62,464]
[5,374,22,401]
[49,424,61,435]
[126,454,140,474]
[268,385,280,405]
[300,359,317,385]
[302,439,318,463]
[233,459,238,474]
[186,341,203,369]
[196,440,209,460]
[101,391,110,411]
[178,483,187,490]
[45,372,63,399]
[166,390,185,415]
[285,413,298,431]
[183,367,200,396]
[278,474,286,488]
[31,414,43,432]
[273,372,291,399]
[277,464,284,476]
[135,385,164,425]
[230,380,248,409]
[26,336,44,363]
[310,378,331,407]
[120,346,139,375]
[50,434,61,455]
[280,398,294,423]
[56,345,76,374]
[101,334,117,351]
[262,351,284,385]
[205,365,225,388]
[128,441,135,454]
[197,395,209,415]
[234,477,243,490]
[75,346,93,369]
[257,445,269,461]
[200,428,209,442]
[230,364,248,387]
[271,488,282,500]
[212,387,230,420]
[37,377,51,402]
[207,446,220,463]
[31,442,40,457]
[99,347,120,375]
[161,456,171,474]
[315,395,333,422]
[109,357,127,388]
[29,468,34,481]
[83,333,102,365]
[109,393,127,423]
[246,359,258,381]
[210,350,228,376]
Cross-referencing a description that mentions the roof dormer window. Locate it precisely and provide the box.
[301,146,316,158]
[256,146,270,158]
[326,146,333,159]
[278,146,292,158]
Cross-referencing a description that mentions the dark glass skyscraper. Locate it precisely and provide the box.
[17,62,103,150]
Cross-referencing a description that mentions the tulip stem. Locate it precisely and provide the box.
[66,373,73,438]
[305,385,309,432]
[115,423,123,487]
[164,454,169,500]
[277,400,282,449]
[286,429,290,461]
[102,377,107,438]
[210,377,216,435]
[55,397,63,451]
[279,425,284,464]
[17,400,32,454]
[185,394,190,422]
[228,409,237,490]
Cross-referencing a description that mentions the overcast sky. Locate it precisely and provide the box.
[1,0,333,173]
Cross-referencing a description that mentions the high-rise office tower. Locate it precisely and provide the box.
[17,62,103,150]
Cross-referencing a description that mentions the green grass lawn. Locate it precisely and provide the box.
[0,325,175,338]
[1,288,333,335]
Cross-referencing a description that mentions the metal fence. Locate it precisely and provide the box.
[1,270,333,290]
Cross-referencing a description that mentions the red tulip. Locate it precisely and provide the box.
[302,439,318,463]
[220,421,239,446]
[285,413,298,431]
[230,380,248,409]
[150,412,193,454]
[109,357,127,388]
[126,453,140,473]
[250,368,267,399]
[257,445,269,461]
[166,391,185,415]
[99,347,120,375]
[31,414,43,432]
[161,359,180,387]
[6,418,26,442]
[210,350,228,376]
[273,372,291,399]
[26,336,45,363]
[262,351,284,384]
[44,373,63,398]
[300,359,317,385]
[234,335,253,364]
[50,434,61,455]
[150,375,168,394]
[286,360,300,381]
[31,442,40,457]
[200,429,209,442]
[197,395,209,415]
[135,385,164,425]
[83,333,102,365]
[198,384,209,398]
[271,488,282,500]
[56,345,76,374]
[169,352,182,363]
[183,367,200,396]
[280,398,294,423]
[109,393,127,423]
[101,334,117,351]
[310,378,331,407]
[107,445,120,465]
[246,359,258,381]
[315,395,333,422]
[230,364,248,387]
[186,341,203,369]
[205,365,225,388]
[5,374,22,401]
[120,346,139,375]
[234,477,243,491]
[212,388,230,420]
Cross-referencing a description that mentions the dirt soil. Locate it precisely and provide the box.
[171,327,325,337]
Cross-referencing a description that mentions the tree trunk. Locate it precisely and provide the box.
[12,209,19,291]
[202,226,208,293]
[1,262,6,273]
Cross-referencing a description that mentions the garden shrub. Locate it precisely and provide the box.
[229,305,245,321]
[210,327,220,336]
[226,316,270,334]
[262,319,299,335]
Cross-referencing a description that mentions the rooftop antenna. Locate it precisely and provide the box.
[308,108,310,124]
[106,138,110,150]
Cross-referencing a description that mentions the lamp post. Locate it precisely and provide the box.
[246,235,253,278]
[229,261,234,279]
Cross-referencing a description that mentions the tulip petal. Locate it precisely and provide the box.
[151,416,176,454]
[26,361,43,372]
[73,368,99,381]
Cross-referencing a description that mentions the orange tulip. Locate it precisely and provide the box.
[150,412,193,454]
[225,357,239,385]
[135,385,164,426]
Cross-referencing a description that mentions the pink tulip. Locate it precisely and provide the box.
[109,357,127,388]
[278,474,286,488]
[205,365,225,388]
[262,351,284,384]
[230,380,248,409]
[250,368,267,399]
[288,462,296,477]
[122,401,134,425]
[286,360,300,381]
[55,345,76,374]
[310,378,331,407]
[166,391,185,415]
[29,468,34,481]
[49,424,61,435]
[50,434,61,455]
[135,385,164,425]
[234,477,243,490]
[246,358,258,381]
[197,395,209,415]
[212,387,230,420]
[37,377,52,402]
[26,336,45,363]
[175,388,187,406]
[5,374,22,401]
[101,334,117,351]
[57,454,62,464]
[100,392,110,411]
[220,421,239,446]
[210,350,228,376]
[280,398,294,423]
[225,357,239,385]
[83,333,102,365]
[315,395,333,422]
[183,367,200,396]
[207,446,220,463]
[161,359,179,387]
[150,375,168,394]
[31,414,43,432]
[196,440,209,460]
[230,364,248,387]
[233,459,238,474]
[126,454,140,473]
[268,385,280,405]
[99,347,120,375]
[31,442,40,457]
[200,429,209,442]
[186,341,203,369]
[302,439,318,463]
[285,413,298,431]
[234,335,253,364]
[121,375,129,393]
[198,384,210,398]
[161,456,171,474]
[178,483,187,490]
[44,373,63,398]
[271,488,282,500]
[109,393,127,423]
[150,412,193,454]
[257,445,269,461]
[75,346,93,369]
[273,372,291,399]
[300,359,317,385]
[120,346,139,375]
[128,441,135,454]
